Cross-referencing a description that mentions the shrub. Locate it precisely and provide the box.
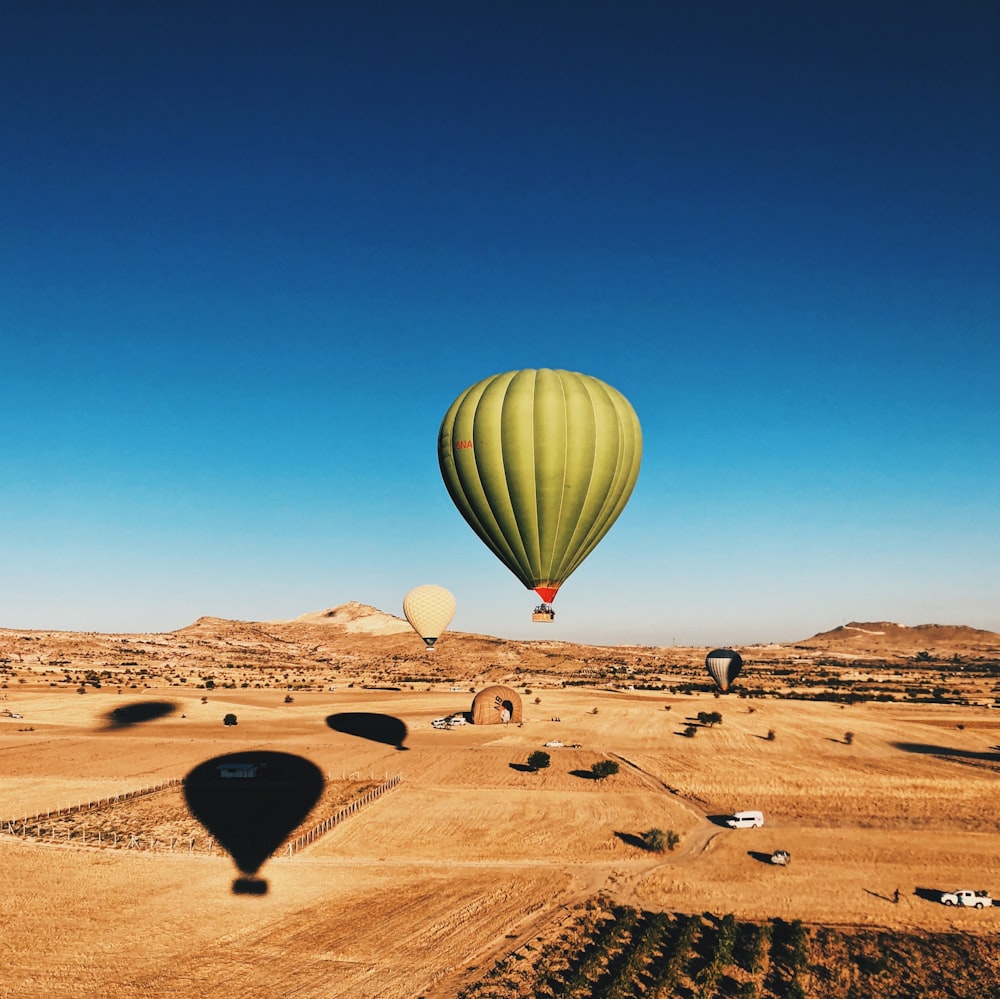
[527,751,551,772]
[223,713,238,726]
[591,759,619,780]
[844,731,854,744]
[666,829,680,851]
[284,694,294,703]
[766,728,776,741]
[684,725,698,738]
[641,828,667,852]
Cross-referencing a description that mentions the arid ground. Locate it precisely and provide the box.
[1,608,999,997]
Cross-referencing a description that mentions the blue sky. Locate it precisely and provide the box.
[2,1,997,646]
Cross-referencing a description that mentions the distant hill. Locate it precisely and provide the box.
[4,607,997,675]
[289,602,412,635]
[794,621,1000,657]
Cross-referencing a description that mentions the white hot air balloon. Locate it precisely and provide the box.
[403,585,456,649]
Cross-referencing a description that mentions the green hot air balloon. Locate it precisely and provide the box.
[438,369,642,619]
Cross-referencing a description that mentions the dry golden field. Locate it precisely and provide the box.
[1,610,999,997]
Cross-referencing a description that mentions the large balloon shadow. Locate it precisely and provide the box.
[104,701,177,728]
[184,751,324,894]
[893,742,1000,764]
[326,712,408,750]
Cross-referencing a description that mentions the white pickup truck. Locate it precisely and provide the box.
[940,889,992,908]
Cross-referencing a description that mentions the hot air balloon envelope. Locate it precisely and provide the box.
[438,369,642,609]
[403,584,456,648]
[706,649,743,692]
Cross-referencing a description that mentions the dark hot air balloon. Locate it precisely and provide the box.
[706,649,743,692]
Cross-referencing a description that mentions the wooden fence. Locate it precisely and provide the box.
[1,772,403,858]
[1,778,182,834]
[284,772,402,856]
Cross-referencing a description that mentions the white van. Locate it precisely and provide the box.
[726,810,764,829]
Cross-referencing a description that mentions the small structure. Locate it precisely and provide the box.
[217,762,263,779]
[471,684,523,725]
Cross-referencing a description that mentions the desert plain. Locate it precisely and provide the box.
[1,607,999,998]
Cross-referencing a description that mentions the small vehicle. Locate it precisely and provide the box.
[726,810,764,829]
[941,889,992,908]
[447,714,468,726]
[543,740,564,748]
[770,850,791,866]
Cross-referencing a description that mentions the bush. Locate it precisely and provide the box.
[591,759,619,781]
[844,731,854,744]
[526,750,550,772]
[223,713,238,726]
[766,728,776,741]
[641,828,667,852]
[684,725,698,738]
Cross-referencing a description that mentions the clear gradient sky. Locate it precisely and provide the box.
[2,2,997,646]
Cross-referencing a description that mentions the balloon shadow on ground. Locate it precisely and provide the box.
[893,742,1000,763]
[104,701,177,729]
[326,712,408,750]
[184,751,325,895]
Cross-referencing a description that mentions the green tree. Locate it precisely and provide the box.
[526,750,551,772]
[641,828,667,852]
[591,759,619,781]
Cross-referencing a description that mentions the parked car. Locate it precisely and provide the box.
[770,850,791,865]
[726,810,764,829]
[941,889,992,908]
